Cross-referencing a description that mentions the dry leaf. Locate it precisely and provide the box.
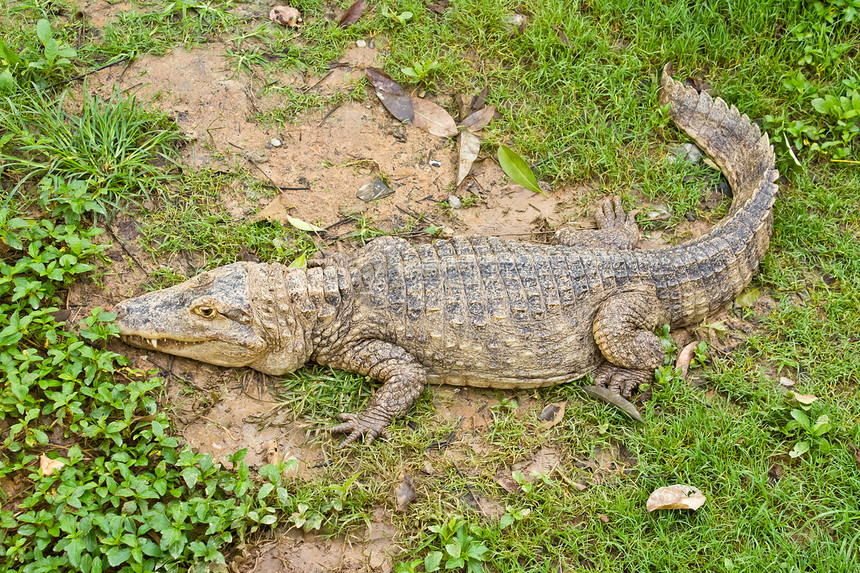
[779,376,796,387]
[581,385,644,423]
[788,392,818,405]
[646,484,706,512]
[471,87,488,112]
[554,26,570,47]
[460,105,496,133]
[366,68,414,122]
[538,401,567,430]
[495,472,520,493]
[597,514,610,523]
[338,0,366,28]
[264,440,280,466]
[40,455,65,476]
[457,130,481,185]
[411,97,457,137]
[394,472,417,512]
[848,442,860,471]
[675,341,699,379]
[427,0,449,14]
[270,6,302,26]
[357,178,394,202]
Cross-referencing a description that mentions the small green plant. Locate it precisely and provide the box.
[381,6,414,25]
[401,59,440,84]
[0,19,77,92]
[781,396,835,458]
[396,518,490,573]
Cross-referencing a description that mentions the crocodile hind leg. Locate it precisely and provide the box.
[592,286,667,397]
[554,196,639,250]
[321,339,426,447]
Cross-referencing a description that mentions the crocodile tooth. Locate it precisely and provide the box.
[151,339,157,349]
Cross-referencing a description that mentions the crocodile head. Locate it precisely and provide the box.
[113,263,311,375]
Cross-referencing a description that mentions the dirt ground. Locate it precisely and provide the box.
[55,6,756,572]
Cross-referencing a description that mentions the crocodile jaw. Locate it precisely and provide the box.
[113,263,270,368]
[118,332,266,367]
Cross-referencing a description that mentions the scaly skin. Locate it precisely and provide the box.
[113,65,778,445]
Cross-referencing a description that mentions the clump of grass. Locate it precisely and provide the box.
[0,88,182,208]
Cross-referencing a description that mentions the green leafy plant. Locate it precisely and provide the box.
[381,6,414,25]
[396,518,490,573]
[401,59,440,84]
[0,19,77,92]
[781,396,835,458]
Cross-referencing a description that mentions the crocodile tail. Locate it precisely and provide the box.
[658,63,778,220]
[657,64,779,325]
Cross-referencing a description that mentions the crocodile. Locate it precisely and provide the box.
[114,65,778,445]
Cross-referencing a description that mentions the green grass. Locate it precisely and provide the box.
[1,0,859,571]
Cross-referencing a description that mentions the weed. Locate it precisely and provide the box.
[0,88,181,206]
[0,19,76,91]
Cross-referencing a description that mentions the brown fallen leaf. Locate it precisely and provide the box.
[581,385,644,423]
[460,105,496,133]
[554,26,570,47]
[411,97,457,137]
[675,341,699,379]
[597,514,610,523]
[427,0,449,15]
[538,401,567,430]
[40,455,65,476]
[394,472,417,512]
[366,68,414,122]
[495,471,520,493]
[270,6,302,27]
[848,442,860,471]
[646,484,706,512]
[264,440,280,466]
[338,0,366,28]
[471,87,488,112]
[457,130,481,185]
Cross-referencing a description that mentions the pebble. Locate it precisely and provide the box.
[356,39,366,48]
[429,159,441,167]
[270,138,282,147]
[668,142,703,164]
[447,195,462,209]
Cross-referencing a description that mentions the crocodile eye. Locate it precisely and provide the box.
[194,306,217,319]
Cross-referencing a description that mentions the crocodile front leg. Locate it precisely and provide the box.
[322,339,426,446]
[554,196,639,250]
[592,286,667,397]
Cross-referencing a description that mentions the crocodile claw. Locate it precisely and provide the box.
[331,412,392,447]
[593,363,652,398]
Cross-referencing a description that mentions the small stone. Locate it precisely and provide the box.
[357,178,394,202]
[668,142,702,164]
[447,195,462,209]
[356,39,367,48]
[270,138,282,147]
[779,376,796,387]
[429,159,441,167]
[422,461,435,475]
[718,179,732,198]
[684,211,696,222]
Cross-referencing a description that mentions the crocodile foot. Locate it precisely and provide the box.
[554,196,639,250]
[593,363,652,398]
[330,410,393,447]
